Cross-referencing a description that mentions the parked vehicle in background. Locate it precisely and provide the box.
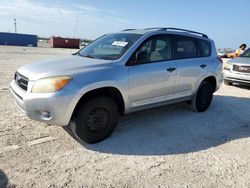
[223,48,250,86]
[80,42,89,48]
[10,27,223,143]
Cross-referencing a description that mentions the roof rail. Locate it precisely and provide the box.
[144,27,165,30]
[122,29,136,31]
[163,27,208,38]
[122,27,208,38]
[144,27,208,38]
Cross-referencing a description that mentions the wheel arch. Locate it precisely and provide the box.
[71,86,125,120]
[194,75,217,94]
[202,76,217,92]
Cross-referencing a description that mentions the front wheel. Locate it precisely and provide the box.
[75,97,119,144]
[190,81,214,112]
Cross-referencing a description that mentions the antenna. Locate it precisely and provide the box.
[73,16,79,38]
[14,18,17,33]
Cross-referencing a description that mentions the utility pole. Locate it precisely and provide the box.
[14,18,17,33]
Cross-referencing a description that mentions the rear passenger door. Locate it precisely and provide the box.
[173,36,205,96]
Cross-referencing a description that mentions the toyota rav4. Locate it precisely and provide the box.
[10,28,223,143]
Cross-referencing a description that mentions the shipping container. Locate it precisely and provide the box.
[0,32,37,47]
[50,37,80,49]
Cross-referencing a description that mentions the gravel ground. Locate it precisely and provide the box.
[0,46,250,188]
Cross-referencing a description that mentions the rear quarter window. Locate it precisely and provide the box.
[198,40,211,57]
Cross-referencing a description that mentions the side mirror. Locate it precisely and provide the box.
[127,51,148,66]
[137,51,147,61]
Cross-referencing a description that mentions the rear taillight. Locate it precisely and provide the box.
[217,56,223,63]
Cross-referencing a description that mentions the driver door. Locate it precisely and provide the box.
[127,35,177,108]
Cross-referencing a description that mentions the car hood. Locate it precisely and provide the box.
[228,57,250,65]
[17,55,112,80]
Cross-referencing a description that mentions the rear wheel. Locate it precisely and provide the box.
[190,81,214,112]
[224,80,233,86]
[75,97,119,143]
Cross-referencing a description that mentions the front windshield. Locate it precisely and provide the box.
[241,48,250,57]
[78,33,142,60]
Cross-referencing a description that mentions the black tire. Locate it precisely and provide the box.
[190,81,214,112]
[75,97,119,144]
[224,80,233,86]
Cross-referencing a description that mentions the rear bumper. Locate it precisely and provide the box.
[10,80,80,126]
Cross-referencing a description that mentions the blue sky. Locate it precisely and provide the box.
[0,0,249,48]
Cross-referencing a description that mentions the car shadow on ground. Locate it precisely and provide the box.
[65,95,250,156]
[0,170,8,188]
[231,84,250,90]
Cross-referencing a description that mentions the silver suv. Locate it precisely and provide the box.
[10,28,223,143]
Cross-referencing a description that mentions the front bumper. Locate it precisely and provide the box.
[10,80,79,126]
[223,69,250,85]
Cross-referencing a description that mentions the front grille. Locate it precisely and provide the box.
[14,72,28,91]
[233,65,250,73]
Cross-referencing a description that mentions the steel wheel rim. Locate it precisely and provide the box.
[85,107,109,133]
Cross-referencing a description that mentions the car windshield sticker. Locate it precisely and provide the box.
[112,41,128,47]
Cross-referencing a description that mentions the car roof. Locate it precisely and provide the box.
[121,27,209,39]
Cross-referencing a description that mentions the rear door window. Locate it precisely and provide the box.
[174,38,197,59]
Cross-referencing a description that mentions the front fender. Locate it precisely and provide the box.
[65,81,128,122]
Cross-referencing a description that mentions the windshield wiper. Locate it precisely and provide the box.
[72,51,80,55]
[82,55,95,59]
[73,52,95,58]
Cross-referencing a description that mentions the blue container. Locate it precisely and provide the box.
[0,32,37,47]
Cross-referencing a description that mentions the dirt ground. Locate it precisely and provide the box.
[0,46,250,188]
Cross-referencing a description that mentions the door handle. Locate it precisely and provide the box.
[200,64,207,69]
[166,67,176,72]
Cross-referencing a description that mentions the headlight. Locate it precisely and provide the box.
[32,76,72,93]
[223,62,232,70]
